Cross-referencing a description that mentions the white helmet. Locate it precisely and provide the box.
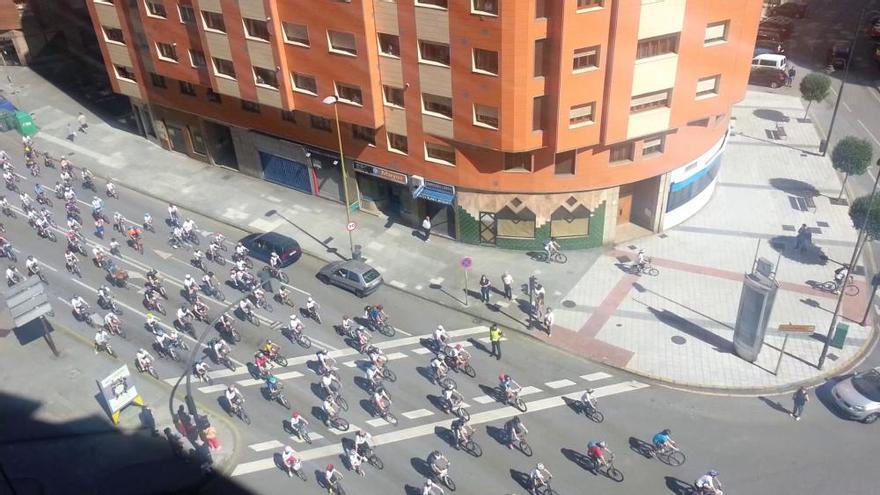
[185,274,192,280]
[537,463,545,470]
[307,296,314,303]
[437,325,445,331]
[284,445,293,454]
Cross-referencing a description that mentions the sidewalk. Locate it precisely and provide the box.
[5,66,875,392]
[0,322,241,493]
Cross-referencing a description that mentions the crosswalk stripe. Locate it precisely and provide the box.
[544,379,576,389]
[402,409,434,419]
[411,348,432,355]
[472,395,494,404]
[580,372,612,382]
[520,386,543,396]
[276,370,304,380]
[342,360,358,368]
[249,440,284,452]
[236,378,264,387]
[386,351,408,360]
[330,424,363,435]
[198,384,228,394]
[476,337,508,344]
[366,418,392,427]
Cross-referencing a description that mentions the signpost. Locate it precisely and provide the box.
[98,364,144,424]
[347,221,357,232]
[774,323,815,375]
[461,257,473,306]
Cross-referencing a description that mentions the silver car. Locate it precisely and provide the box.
[317,260,383,297]
[831,367,880,423]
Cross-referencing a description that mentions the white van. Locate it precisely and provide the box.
[751,53,787,70]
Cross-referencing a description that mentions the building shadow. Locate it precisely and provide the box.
[646,307,734,353]
[768,178,820,198]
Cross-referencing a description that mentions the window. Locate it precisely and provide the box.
[534,39,548,77]
[532,96,545,131]
[473,48,499,75]
[474,104,499,129]
[419,41,450,66]
[497,216,535,239]
[472,0,498,15]
[383,85,405,107]
[283,23,309,46]
[145,1,167,17]
[179,80,196,95]
[242,100,261,113]
[666,155,722,212]
[378,33,400,57]
[281,110,296,123]
[328,30,357,56]
[688,117,710,127]
[189,49,206,68]
[554,150,576,175]
[642,135,665,156]
[101,27,124,45]
[149,72,166,88]
[254,67,279,89]
[609,142,634,163]
[178,4,195,23]
[551,214,589,238]
[387,132,408,154]
[422,93,453,119]
[335,82,363,105]
[576,0,603,10]
[292,73,317,94]
[636,33,679,59]
[206,88,221,103]
[704,20,729,44]
[568,102,595,127]
[310,114,332,132]
[156,42,178,61]
[573,46,599,72]
[244,18,270,41]
[352,125,376,145]
[213,58,236,78]
[630,90,671,113]
[536,0,548,19]
[425,142,456,165]
[202,11,226,32]
[504,152,532,172]
[696,75,720,98]
[114,65,136,81]
[415,0,448,8]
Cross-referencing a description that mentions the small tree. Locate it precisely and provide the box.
[849,194,880,240]
[799,73,832,120]
[832,136,873,199]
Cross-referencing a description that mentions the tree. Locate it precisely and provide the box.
[849,194,880,240]
[799,73,832,120]
[832,136,873,199]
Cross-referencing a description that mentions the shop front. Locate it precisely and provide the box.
[413,178,456,238]
[352,161,416,224]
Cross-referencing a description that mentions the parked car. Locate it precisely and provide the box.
[768,2,807,18]
[827,41,852,69]
[752,53,788,70]
[239,231,302,267]
[759,17,794,39]
[748,67,787,88]
[755,39,785,55]
[317,259,383,297]
[831,367,880,423]
[757,29,784,43]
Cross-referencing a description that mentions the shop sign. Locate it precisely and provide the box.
[353,161,408,185]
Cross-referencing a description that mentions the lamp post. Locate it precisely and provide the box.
[322,95,355,259]
[819,158,880,369]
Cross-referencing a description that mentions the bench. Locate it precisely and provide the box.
[775,122,788,140]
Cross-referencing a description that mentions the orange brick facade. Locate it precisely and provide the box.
[86,0,761,249]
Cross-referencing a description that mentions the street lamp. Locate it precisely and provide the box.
[819,158,880,369]
[322,95,355,259]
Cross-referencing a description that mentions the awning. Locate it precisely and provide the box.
[414,184,455,205]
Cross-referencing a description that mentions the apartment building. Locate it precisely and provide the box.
[85,0,761,249]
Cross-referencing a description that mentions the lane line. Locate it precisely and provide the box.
[365,418,392,427]
[198,384,228,394]
[544,379,576,389]
[411,348,432,355]
[858,119,880,147]
[520,386,543,396]
[580,372,612,382]
[231,380,650,476]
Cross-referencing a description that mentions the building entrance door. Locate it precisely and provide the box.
[617,184,633,225]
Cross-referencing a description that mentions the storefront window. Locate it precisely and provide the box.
[666,154,722,212]
[550,205,590,238]
[496,204,536,239]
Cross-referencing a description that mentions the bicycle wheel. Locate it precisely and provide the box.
[607,466,624,482]
[646,267,659,276]
[148,367,159,379]
[662,449,686,466]
[274,355,289,367]
[379,323,395,337]
[302,429,313,445]
[215,255,226,266]
[296,468,308,481]
[383,368,397,382]
[336,395,349,412]
[231,328,242,342]
[465,440,482,458]
[440,377,457,390]
[297,334,313,349]
[250,314,261,327]
[333,417,350,431]
[462,363,476,378]
[47,231,57,242]
[845,284,860,296]
[442,475,456,491]
[239,409,251,425]
[278,271,289,283]
[384,412,398,425]
[155,302,166,315]
[279,395,291,410]
[106,345,117,358]
[519,440,533,457]
[262,302,274,313]
[514,397,527,412]
[456,407,470,422]
[368,454,384,470]
[588,408,604,423]
[554,253,568,264]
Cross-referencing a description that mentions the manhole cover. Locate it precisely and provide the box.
[671,336,686,345]
[562,300,576,308]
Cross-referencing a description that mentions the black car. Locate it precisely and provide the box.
[757,29,784,43]
[827,41,852,69]
[759,17,793,39]
[239,232,302,267]
[749,67,787,89]
[769,2,807,18]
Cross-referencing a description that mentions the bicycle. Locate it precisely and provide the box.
[536,250,568,264]
[95,341,116,357]
[326,412,350,431]
[361,446,384,470]
[532,478,558,495]
[207,251,226,266]
[449,402,470,422]
[261,264,290,283]
[244,309,261,327]
[268,388,291,409]
[500,387,528,412]
[651,442,686,466]
[578,398,604,423]
[230,401,251,425]
[307,304,323,324]
[431,466,456,491]
[818,275,859,296]
[284,460,308,481]
[457,435,482,457]
[630,259,659,276]
[370,317,396,337]
[328,391,349,412]
[137,360,159,379]
[514,438,533,457]
[283,325,313,349]
[590,452,624,482]
[288,422,313,445]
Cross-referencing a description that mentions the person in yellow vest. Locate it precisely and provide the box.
[489,324,504,361]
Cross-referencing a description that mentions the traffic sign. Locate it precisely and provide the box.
[347,221,357,231]
[460,256,473,270]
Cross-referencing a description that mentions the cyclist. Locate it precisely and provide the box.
[225,384,243,411]
[254,351,271,377]
[833,265,849,294]
[5,264,20,286]
[636,249,648,272]
[176,305,193,327]
[261,339,280,359]
[452,417,474,446]
[499,373,522,403]
[365,362,382,388]
[234,242,248,259]
[433,324,448,349]
[322,395,339,423]
[505,415,528,450]
[113,211,124,232]
[324,464,343,492]
[355,326,371,351]
[430,354,449,383]
[366,345,387,368]
[213,338,230,362]
[167,203,179,226]
[144,288,161,313]
[191,249,204,270]
[321,369,341,396]
[354,430,372,457]
[269,251,281,270]
[253,286,267,307]
[347,447,365,476]
[104,312,120,333]
[530,463,552,494]
[218,312,234,334]
[448,343,469,369]
[192,296,209,320]
[281,446,302,478]
[543,236,560,262]
[143,212,153,230]
[306,296,319,317]
[340,314,354,335]
[105,181,116,198]
[97,285,113,307]
[372,386,391,415]
[652,428,675,453]
[70,294,89,319]
[238,298,254,319]
[183,274,197,297]
[277,284,291,305]
[94,328,110,352]
[145,268,161,287]
[266,375,282,396]
[202,271,218,292]
[25,256,39,277]
[90,195,103,215]
[145,312,160,333]
[442,385,464,415]
[290,411,309,438]
[108,237,120,256]
[581,388,597,411]
[366,304,387,326]
[91,245,107,267]
[136,348,154,372]
[193,359,209,381]
[427,450,449,480]
[587,440,609,468]
[207,238,220,260]
[423,478,444,495]
[695,470,722,495]
[316,349,336,373]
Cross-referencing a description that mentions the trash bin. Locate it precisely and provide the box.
[352,244,362,260]
[0,110,14,132]
[14,111,37,137]
[830,322,849,349]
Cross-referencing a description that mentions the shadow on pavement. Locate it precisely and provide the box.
[628,436,654,459]
[509,468,533,491]
[768,236,828,265]
[485,425,507,446]
[757,396,791,415]
[664,475,694,494]
[561,447,592,472]
[769,178,819,198]
[646,307,734,353]
[753,109,789,122]
[410,456,432,478]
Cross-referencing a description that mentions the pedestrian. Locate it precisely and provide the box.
[787,66,796,87]
[794,224,808,250]
[479,274,491,303]
[177,404,195,436]
[66,122,76,142]
[422,216,432,242]
[203,424,221,450]
[791,386,809,421]
[502,271,513,300]
[94,216,105,238]
[77,112,88,134]
[489,323,503,360]
[534,283,546,316]
[543,307,555,336]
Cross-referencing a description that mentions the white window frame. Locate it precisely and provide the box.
[177,4,195,23]
[382,85,405,108]
[415,0,448,11]
[144,0,167,18]
[568,102,595,128]
[471,0,498,16]
[189,49,206,68]
[212,57,236,79]
[114,65,136,82]
[102,26,125,45]
[418,40,451,67]
[327,30,358,56]
[472,48,499,76]
[421,93,453,120]
[282,22,310,47]
[387,132,408,155]
[201,10,226,34]
[473,103,499,130]
[575,0,603,13]
[155,42,178,63]
[424,142,456,166]
[704,20,729,45]
[243,18,271,42]
[335,81,364,106]
[572,46,599,73]
[695,75,720,99]
[253,66,279,90]
[291,73,318,95]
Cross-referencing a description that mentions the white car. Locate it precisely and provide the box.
[831,367,880,424]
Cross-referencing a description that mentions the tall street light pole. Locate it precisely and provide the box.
[322,96,355,260]
[819,159,880,369]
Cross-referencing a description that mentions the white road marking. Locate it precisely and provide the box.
[290,431,324,443]
[843,101,852,112]
[411,348,432,355]
[231,380,650,476]
[236,378,265,387]
[308,336,339,352]
[471,395,494,404]
[393,327,413,336]
[389,280,407,289]
[414,285,423,291]
[365,418,392,427]
[276,370,305,380]
[520,386,542,396]
[198,384,228,394]
[580,372,612,382]
[477,337,507,344]
[858,119,880,147]
[429,277,444,285]
[386,351,407,361]
[153,249,173,259]
[544,379,576,389]
[330,424,362,435]
[279,282,310,296]
[402,409,434,419]
[342,360,359,368]
[249,440,284,452]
